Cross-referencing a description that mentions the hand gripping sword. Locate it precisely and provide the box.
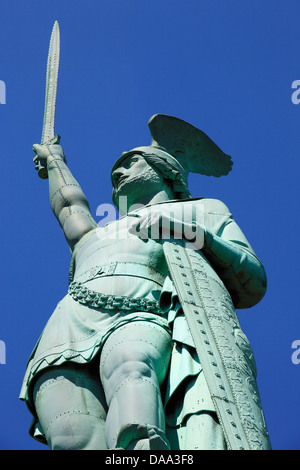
[33,20,60,179]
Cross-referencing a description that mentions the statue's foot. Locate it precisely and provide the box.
[116,423,170,450]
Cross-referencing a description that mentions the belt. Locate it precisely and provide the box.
[72,261,166,287]
[68,281,163,315]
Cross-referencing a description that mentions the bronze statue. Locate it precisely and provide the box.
[20,22,271,451]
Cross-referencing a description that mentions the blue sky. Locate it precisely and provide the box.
[0,0,299,450]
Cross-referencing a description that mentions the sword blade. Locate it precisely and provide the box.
[41,21,60,144]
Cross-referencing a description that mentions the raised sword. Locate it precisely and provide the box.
[34,20,60,179]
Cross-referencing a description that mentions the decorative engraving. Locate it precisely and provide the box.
[164,242,271,450]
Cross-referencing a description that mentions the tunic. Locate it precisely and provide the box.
[20,197,262,446]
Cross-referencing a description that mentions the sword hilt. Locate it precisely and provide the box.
[34,160,48,179]
[33,135,61,179]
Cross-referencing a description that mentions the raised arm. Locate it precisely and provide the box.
[33,142,97,251]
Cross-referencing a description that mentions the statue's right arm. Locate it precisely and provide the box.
[33,143,98,252]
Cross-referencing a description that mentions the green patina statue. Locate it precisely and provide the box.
[20,23,271,451]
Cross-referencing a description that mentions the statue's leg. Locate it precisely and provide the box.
[33,361,107,450]
[99,321,172,450]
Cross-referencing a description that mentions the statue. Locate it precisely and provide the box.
[20,22,271,451]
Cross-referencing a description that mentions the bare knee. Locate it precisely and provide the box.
[101,346,155,404]
[120,349,153,378]
[46,412,106,450]
[99,322,172,399]
[33,364,108,450]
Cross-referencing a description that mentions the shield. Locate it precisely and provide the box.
[163,242,271,450]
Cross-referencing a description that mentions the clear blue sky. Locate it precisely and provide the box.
[0,0,299,450]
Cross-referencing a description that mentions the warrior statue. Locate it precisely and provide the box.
[20,23,271,451]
